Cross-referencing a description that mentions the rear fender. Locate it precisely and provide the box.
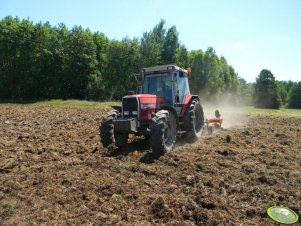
[179,95,200,117]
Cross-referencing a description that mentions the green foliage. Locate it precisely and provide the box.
[188,47,239,102]
[162,26,179,64]
[175,44,188,68]
[205,48,224,101]
[237,77,253,105]
[65,26,100,98]
[220,56,231,91]
[287,81,301,108]
[253,69,281,109]
[188,50,205,94]
[276,80,297,105]
[140,31,161,67]
[0,17,193,101]
[229,66,239,95]
[0,17,108,100]
[104,38,140,100]
[2,16,297,106]
[140,19,165,67]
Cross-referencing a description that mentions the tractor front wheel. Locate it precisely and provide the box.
[183,99,204,142]
[100,110,118,147]
[150,110,176,154]
[100,110,128,148]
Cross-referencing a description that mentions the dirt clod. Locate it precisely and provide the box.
[217,149,236,156]
[62,179,72,188]
[257,175,277,185]
[185,175,195,186]
[150,196,173,219]
[226,134,231,143]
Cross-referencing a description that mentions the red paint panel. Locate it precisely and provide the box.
[208,118,223,124]
[140,108,156,121]
[123,94,165,104]
[122,94,165,121]
[139,94,165,104]
[179,95,192,117]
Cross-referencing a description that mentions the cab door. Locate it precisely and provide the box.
[174,71,190,114]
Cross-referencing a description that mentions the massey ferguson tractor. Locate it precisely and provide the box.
[100,64,204,154]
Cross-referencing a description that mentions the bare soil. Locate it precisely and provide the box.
[0,104,300,225]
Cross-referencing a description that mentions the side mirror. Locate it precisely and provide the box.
[131,73,140,84]
[179,71,184,77]
[136,86,142,94]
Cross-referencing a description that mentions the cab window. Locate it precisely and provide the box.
[175,73,190,103]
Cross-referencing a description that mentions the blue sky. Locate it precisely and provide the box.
[1,0,300,82]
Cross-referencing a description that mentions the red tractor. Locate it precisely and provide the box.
[100,64,204,154]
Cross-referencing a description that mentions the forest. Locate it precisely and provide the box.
[0,16,300,108]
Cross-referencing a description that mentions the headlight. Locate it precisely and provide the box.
[124,111,129,116]
[132,111,138,115]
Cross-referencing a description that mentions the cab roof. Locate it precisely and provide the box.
[142,64,188,74]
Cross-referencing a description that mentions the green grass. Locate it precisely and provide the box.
[243,107,301,117]
[204,105,301,118]
[36,99,120,109]
[0,99,120,109]
[1,99,301,117]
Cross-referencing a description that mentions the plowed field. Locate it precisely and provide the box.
[0,104,300,225]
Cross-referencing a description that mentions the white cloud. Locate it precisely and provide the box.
[233,42,247,50]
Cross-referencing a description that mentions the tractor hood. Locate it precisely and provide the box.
[123,94,165,104]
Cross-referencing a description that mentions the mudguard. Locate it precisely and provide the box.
[159,105,179,127]
[179,95,200,117]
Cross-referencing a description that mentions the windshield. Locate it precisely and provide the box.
[143,73,173,103]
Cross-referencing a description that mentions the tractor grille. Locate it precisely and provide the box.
[122,97,138,117]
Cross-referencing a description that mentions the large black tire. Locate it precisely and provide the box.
[150,110,177,154]
[183,99,204,142]
[100,110,118,147]
[100,110,128,148]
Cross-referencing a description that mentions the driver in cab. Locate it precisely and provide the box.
[159,80,172,103]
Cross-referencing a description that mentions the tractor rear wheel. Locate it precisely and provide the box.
[183,99,204,142]
[150,110,176,154]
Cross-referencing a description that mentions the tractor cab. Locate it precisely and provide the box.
[142,65,190,114]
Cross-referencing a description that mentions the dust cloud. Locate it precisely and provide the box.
[202,99,249,129]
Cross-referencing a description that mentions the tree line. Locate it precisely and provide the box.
[253,69,301,109]
[0,17,243,101]
[0,16,299,108]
